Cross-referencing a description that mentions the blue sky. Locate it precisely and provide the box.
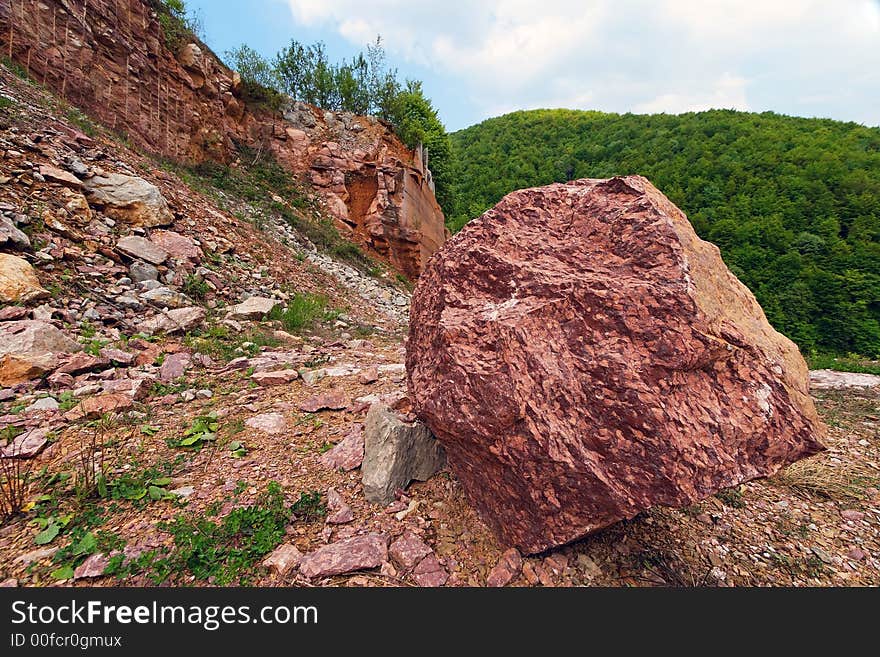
[189,0,880,132]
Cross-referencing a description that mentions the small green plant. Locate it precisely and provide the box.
[57,391,78,412]
[228,441,247,458]
[267,292,330,332]
[0,96,14,111]
[182,273,210,300]
[116,482,291,584]
[0,428,35,520]
[65,107,98,137]
[73,415,116,499]
[290,490,326,521]
[1,56,29,80]
[715,486,746,509]
[33,513,74,545]
[171,414,219,449]
[155,0,203,51]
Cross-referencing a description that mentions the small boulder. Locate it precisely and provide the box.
[83,173,174,227]
[137,307,205,335]
[159,352,191,382]
[245,412,287,435]
[319,424,364,471]
[298,392,347,413]
[38,165,82,189]
[361,403,446,505]
[150,230,202,261]
[225,296,278,320]
[0,215,30,250]
[129,260,159,282]
[251,369,299,386]
[0,254,49,303]
[0,320,81,386]
[262,543,302,576]
[63,393,133,421]
[326,488,354,524]
[298,533,387,579]
[116,236,168,265]
[1,428,50,459]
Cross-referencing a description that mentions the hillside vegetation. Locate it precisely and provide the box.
[450,109,880,356]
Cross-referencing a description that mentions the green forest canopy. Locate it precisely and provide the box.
[449,109,880,357]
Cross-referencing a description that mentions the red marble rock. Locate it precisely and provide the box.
[251,369,299,387]
[411,554,448,587]
[298,392,348,413]
[486,548,523,587]
[407,175,826,555]
[298,533,388,579]
[389,531,433,570]
[319,424,365,471]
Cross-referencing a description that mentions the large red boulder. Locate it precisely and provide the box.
[406,176,825,555]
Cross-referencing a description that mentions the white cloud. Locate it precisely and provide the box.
[633,73,750,114]
[282,0,880,127]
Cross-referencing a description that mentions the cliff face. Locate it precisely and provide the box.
[0,0,446,277]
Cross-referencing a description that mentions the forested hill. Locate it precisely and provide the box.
[449,109,880,356]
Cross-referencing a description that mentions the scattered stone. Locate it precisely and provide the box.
[159,352,192,382]
[74,553,109,579]
[245,412,287,435]
[299,369,326,386]
[137,307,205,335]
[0,578,17,587]
[149,230,202,261]
[326,488,354,524]
[299,392,348,413]
[116,236,168,265]
[262,543,303,576]
[812,547,834,564]
[407,175,826,554]
[129,260,159,282]
[24,397,59,413]
[38,164,82,189]
[140,286,193,308]
[13,546,58,566]
[0,320,81,386]
[251,369,299,386]
[487,548,523,587]
[411,554,448,587]
[298,533,388,578]
[225,296,279,320]
[841,509,865,522]
[359,366,379,384]
[319,424,364,471]
[170,486,195,498]
[1,428,49,459]
[0,306,29,321]
[389,532,433,570]
[0,254,50,303]
[810,369,880,390]
[83,173,174,227]
[100,347,135,365]
[57,352,110,375]
[362,403,446,505]
[847,547,866,561]
[63,393,134,421]
[0,215,30,250]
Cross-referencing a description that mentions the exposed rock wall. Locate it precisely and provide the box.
[0,0,445,276]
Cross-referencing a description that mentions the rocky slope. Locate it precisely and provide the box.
[0,0,446,278]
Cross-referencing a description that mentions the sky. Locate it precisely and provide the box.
[188,0,880,132]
